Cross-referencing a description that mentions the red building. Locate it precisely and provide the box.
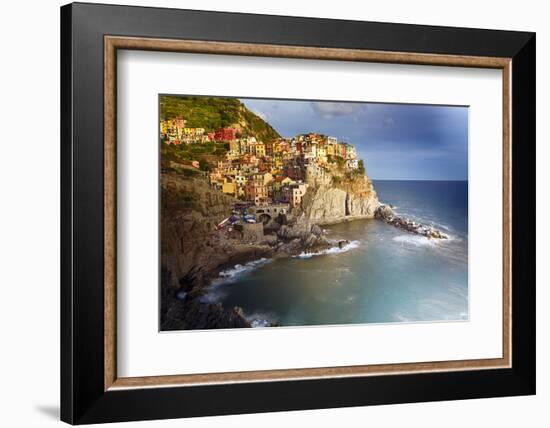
[213,127,237,141]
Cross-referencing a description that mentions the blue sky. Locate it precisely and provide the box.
[240,98,468,181]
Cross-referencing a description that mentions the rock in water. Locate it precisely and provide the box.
[375,205,448,240]
[375,204,395,221]
[338,240,350,249]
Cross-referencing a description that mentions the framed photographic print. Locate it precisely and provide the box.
[60,2,536,424]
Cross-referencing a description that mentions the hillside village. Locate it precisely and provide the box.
[160,117,364,215]
[159,98,450,330]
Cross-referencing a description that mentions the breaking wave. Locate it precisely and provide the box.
[215,258,272,284]
[392,233,456,247]
[295,240,360,259]
[246,311,279,328]
[392,235,438,247]
[201,259,273,303]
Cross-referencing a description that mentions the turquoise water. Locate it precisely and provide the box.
[203,180,468,327]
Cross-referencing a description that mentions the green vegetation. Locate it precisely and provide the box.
[167,164,201,178]
[198,158,210,172]
[357,159,366,175]
[161,140,228,169]
[332,155,346,171]
[160,95,280,142]
[346,160,366,178]
[240,107,280,142]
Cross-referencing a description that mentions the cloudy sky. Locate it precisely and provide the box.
[240,98,468,181]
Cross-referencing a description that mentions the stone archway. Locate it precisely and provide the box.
[258,213,272,225]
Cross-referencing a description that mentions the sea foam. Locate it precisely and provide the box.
[217,258,271,282]
[392,235,438,246]
[200,258,273,303]
[392,232,456,247]
[295,240,360,259]
[246,311,278,328]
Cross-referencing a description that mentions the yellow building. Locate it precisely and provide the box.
[316,147,328,164]
[254,142,266,157]
[222,179,236,196]
[183,127,205,136]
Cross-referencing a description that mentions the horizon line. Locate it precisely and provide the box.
[371,178,468,182]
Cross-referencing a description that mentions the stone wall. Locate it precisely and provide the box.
[242,222,264,243]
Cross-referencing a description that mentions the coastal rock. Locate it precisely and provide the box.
[375,204,395,221]
[261,234,279,246]
[276,224,304,240]
[299,181,379,225]
[162,296,251,330]
[375,205,448,240]
[338,240,350,249]
[160,172,379,330]
[277,238,303,254]
[310,224,324,237]
[300,186,348,222]
[161,176,235,290]
[161,174,277,292]
[264,218,282,232]
[346,192,379,217]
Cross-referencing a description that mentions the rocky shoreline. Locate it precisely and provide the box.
[160,174,450,331]
[375,204,449,239]
[162,208,450,331]
[161,211,345,330]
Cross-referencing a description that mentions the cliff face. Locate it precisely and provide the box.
[161,173,280,290]
[299,175,380,225]
[161,173,275,329]
[161,173,236,290]
[160,171,336,330]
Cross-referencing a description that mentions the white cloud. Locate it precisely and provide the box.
[311,102,365,118]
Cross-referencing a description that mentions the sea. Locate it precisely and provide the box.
[201,180,469,328]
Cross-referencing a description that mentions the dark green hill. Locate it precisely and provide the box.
[160,95,280,142]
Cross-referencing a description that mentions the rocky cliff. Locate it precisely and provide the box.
[161,173,266,329]
[298,174,380,225]
[160,172,333,330]
[161,173,236,290]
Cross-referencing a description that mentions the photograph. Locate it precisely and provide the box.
[51,1,536,424]
[159,95,469,331]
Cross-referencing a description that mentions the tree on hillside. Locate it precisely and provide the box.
[358,159,366,175]
[198,158,210,172]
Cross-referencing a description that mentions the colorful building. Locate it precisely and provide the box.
[245,181,269,206]
[213,127,237,141]
[222,178,236,196]
[284,183,308,207]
